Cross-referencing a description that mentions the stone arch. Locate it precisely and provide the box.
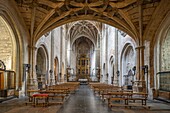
[36,45,48,87]
[61,62,65,82]
[160,28,170,72]
[0,15,24,89]
[35,18,138,43]
[54,57,59,83]
[35,39,50,84]
[120,43,136,86]
[102,63,106,83]
[154,12,170,89]
[71,35,96,49]
[154,27,170,90]
[0,16,16,70]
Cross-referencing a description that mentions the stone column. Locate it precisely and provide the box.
[100,34,102,82]
[134,46,145,92]
[135,46,145,80]
[67,36,71,67]
[59,27,63,82]
[138,0,145,82]
[95,48,100,81]
[135,46,140,81]
[140,46,145,81]
[28,2,38,90]
[114,28,119,86]
[50,30,55,85]
[133,1,146,92]
[105,26,108,84]
[28,45,37,90]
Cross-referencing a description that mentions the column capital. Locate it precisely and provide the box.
[28,45,37,50]
[135,46,145,50]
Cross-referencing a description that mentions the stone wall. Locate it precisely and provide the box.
[107,26,115,84]
[35,27,63,84]
[100,24,107,83]
[118,33,136,86]
[100,24,136,85]
[0,17,13,70]
[161,29,170,71]
[53,27,62,72]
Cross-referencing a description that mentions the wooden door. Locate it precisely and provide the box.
[0,71,4,90]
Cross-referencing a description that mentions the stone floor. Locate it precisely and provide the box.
[0,85,170,113]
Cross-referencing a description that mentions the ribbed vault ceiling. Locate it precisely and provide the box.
[68,20,99,46]
[14,0,170,43]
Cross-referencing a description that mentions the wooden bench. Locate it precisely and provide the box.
[25,82,80,106]
[100,87,123,101]
[48,83,79,94]
[128,92,148,106]
[26,89,67,105]
[91,84,120,96]
[32,94,49,107]
[40,90,66,104]
[108,92,148,108]
[108,92,131,107]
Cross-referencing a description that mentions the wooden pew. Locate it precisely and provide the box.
[108,92,148,108]
[101,87,123,101]
[25,82,80,106]
[128,92,148,106]
[40,90,66,105]
[32,94,49,107]
[108,92,131,107]
[48,82,79,94]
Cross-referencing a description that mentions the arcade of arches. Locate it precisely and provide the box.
[0,0,170,112]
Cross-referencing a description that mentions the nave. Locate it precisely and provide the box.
[57,85,170,113]
[0,84,170,113]
[57,85,112,113]
[0,1,170,112]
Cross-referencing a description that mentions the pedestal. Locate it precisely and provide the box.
[15,90,25,98]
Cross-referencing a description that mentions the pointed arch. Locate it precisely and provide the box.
[120,42,136,86]
[54,56,59,83]
[35,44,49,87]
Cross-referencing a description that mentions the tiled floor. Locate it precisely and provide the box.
[0,85,170,113]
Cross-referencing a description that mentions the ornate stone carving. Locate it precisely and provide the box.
[14,0,167,43]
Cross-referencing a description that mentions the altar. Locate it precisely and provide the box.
[78,79,88,85]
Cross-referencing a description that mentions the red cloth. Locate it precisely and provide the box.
[33,94,49,97]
